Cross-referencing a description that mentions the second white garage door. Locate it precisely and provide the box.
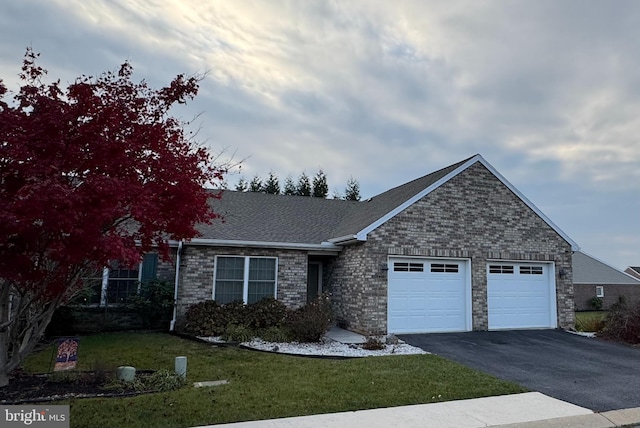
[487,262,557,330]
[388,258,471,334]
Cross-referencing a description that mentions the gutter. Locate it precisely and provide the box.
[327,234,362,245]
[169,240,183,331]
[185,238,343,252]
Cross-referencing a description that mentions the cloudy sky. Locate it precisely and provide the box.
[1,1,638,270]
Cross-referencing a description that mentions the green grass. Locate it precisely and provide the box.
[24,332,526,428]
[575,311,607,332]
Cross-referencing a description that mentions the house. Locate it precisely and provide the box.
[625,266,640,281]
[573,252,640,310]
[168,154,578,335]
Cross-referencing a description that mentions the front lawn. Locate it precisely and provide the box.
[23,332,526,428]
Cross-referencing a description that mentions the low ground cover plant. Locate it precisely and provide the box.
[181,295,331,343]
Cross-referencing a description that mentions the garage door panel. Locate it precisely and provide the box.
[388,258,469,334]
[488,263,556,329]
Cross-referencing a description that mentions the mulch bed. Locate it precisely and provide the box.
[1,368,156,404]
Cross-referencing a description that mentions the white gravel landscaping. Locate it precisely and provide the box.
[198,336,428,357]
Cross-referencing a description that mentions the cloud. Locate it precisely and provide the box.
[1,0,638,267]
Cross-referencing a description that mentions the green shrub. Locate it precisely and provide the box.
[362,337,386,350]
[589,296,603,311]
[182,300,226,336]
[246,298,288,329]
[259,326,293,343]
[222,324,255,342]
[183,295,333,343]
[127,280,174,329]
[600,299,640,344]
[286,294,332,342]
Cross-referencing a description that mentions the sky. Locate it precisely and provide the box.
[1,1,638,270]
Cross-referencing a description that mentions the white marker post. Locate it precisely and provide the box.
[175,356,187,380]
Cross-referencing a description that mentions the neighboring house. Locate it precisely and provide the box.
[624,266,640,281]
[573,252,640,310]
[170,154,578,335]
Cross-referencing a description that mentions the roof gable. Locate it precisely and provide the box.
[573,251,640,284]
[330,154,578,250]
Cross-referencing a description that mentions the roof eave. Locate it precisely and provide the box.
[180,238,342,253]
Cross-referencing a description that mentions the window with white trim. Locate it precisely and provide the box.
[520,266,543,275]
[431,263,459,273]
[83,253,158,306]
[393,262,424,272]
[214,256,277,304]
[489,265,514,274]
[595,286,604,298]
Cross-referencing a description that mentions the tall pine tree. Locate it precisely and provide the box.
[249,175,263,192]
[263,171,280,194]
[235,177,248,192]
[283,175,296,195]
[344,176,361,201]
[312,169,329,198]
[296,173,311,196]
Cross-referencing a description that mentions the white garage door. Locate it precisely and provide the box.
[487,262,557,329]
[388,258,470,334]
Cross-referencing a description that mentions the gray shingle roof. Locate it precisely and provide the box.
[198,190,359,244]
[198,156,474,245]
[573,251,640,284]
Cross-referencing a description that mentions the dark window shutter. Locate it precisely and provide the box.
[141,253,158,285]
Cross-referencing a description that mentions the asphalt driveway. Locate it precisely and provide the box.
[399,330,640,412]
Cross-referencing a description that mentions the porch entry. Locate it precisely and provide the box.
[307,262,322,302]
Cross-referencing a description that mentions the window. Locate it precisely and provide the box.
[107,262,140,304]
[431,263,459,273]
[596,286,604,298]
[489,265,514,274]
[82,253,158,306]
[214,256,277,304]
[520,266,543,275]
[393,262,424,272]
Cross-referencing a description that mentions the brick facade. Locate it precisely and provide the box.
[575,284,640,311]
[328,163,574,335]
[175,246,308,319]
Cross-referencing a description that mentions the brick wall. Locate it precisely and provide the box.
[175,246,308,319]
[330,162,574,335]
[575,284,640,310]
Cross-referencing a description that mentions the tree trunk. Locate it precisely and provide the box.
[0,370,8,388]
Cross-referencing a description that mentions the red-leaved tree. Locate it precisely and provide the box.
[0,49,223,387]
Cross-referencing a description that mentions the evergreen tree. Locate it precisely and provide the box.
[235,177,248,192]
[263,171,280,194]
[283,175,296,195]
[312,169,329,198]
[344,176,361,201]
[249,175,263,192]
[296,172,312,196]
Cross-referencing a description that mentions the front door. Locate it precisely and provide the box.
[307,262,322,302]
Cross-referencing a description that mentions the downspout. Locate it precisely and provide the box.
[169,240,184,331]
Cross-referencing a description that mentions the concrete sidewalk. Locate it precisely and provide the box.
[200,392,640,428]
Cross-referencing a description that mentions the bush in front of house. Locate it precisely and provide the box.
[181,295,332,342]
[127,280,175,329]
[245,297,288,329]
[286,294,332,343]
[600,298,640,344]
